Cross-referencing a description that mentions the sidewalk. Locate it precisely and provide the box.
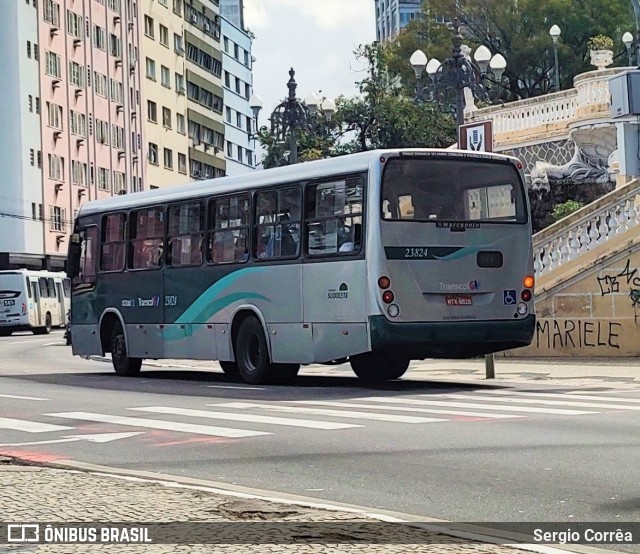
[137,357,640,389]
[0,457,542,554]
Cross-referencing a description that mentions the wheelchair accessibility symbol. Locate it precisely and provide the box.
[503,290,517,305]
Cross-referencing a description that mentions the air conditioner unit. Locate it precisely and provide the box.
[191,14,197,23]
[204,22,210,32]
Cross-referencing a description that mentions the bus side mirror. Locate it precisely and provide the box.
[67,234,82,278]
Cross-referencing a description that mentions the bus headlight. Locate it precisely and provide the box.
[387,304,400,317]
[517,302,528,315]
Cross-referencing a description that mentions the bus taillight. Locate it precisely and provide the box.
[382,290,395,304]
[21,303,27,315]
[378,276,391,289]
[521,289,532,302]
[523,276,535,289]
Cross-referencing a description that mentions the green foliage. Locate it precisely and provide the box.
[385,0,632,99]
[256,43,456,168]
[587,34,614,50]
[551,200,584,222]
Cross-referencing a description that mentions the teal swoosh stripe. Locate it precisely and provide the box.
[176,292,271,324]
[174,267,271,325]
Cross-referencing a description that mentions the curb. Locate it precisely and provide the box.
[2,456,622,554]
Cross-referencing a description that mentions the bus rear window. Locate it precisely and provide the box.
[381,158,527,223]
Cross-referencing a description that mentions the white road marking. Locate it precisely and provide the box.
[357,397,598,416]
[440,393,640,411]
[0,431,143,447]
[45,412,270,438]
[214,402,447,423]
[132,406,361,429]
[0,394,49,401]
[287,400,523,419]
[207,385,265,391]
[0,417,73,433]
[472,389,640,404]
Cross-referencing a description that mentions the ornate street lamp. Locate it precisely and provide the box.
[410,18,507,131]
[250,69,335,165]
[549,24,561,91]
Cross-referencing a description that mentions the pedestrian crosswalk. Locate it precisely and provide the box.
[3,390,640,445]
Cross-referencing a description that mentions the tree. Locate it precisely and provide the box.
[385,0,633,100]
[256,43,456,168]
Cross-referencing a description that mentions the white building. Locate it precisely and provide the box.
[0,1,45,269]
[221,16,256,175]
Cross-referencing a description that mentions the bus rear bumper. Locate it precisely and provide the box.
[369,314,536,359]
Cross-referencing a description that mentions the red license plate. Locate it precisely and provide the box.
[445,295,473,306]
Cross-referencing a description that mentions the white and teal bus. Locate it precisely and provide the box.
[67,149,535,384]
[0,269,70,336]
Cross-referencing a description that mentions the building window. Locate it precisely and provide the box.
[178,153,186,173]
[45,51,61,78]
[173,33,184,54]
[159,24,169,46]
[163,148,173,169]
[176,113,185,134]
[235,77,241,95]
[68,61,85,87]
[245,83,250,100]
[50,206,66,232]
[96,119,109,144]
[247,151,253,167]
[48,154,64,180]
[109,34,121,58]
[225,107,231,123]
[244,50,250,67]
[27,41,31,58]
[47,102,63,129]
[234,44,239,60]
[224,37,229,52]
[236,112,242,129]
[173,0,182,15]
[44,0,60,26]
[161,65,170,88]
[226,141,232,157]
[98,167,110,190]
[71,161,87,186]
[110,79,124,103]
[93,25,106,50]
[67,10,82,39]
[94,72,107,97]
[148,143,158,165]
[144,15,154,38]
[224,71,230,88]
[145,57,156,80]
[70,110,86,136]
[107,0,121,13]
[158,0,167,6]
[175,73,185,94]
[162,107,171,128]
[237,145,243,162]
[111,124,124,150]
[113,171,125,194]
[147,100,157,123]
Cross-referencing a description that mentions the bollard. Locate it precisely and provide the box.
[485,353,495,379]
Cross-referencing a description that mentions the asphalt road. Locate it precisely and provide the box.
[1,331,640,550]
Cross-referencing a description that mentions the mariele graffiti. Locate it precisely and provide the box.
[535,319,621,349]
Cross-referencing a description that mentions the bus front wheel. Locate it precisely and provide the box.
[350,352,410,383]
[235,317,299,385]
[110,322,142,377]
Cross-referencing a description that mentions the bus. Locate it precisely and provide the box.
[0,269,70,336]
[67,149,535,384]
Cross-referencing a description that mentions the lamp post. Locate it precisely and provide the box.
[410,18,507,131]
[249,69,335,165]
[623,31,634,66]
[549,24,561,91]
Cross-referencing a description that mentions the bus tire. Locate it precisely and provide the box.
[350,352,410,383]
[110,322,142,377]
[219,361,240,375]
[0,329,11,337]
[34,313,52,335]
[235,316,276,385]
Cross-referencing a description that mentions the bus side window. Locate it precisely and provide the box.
[72,226,98,286]
[207,194,250,264]
[128,207,164,270]
[39,278,48,298]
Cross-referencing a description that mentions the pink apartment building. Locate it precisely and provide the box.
[0,0,144,271]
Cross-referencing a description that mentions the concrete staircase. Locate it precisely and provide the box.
[504,178,640,357]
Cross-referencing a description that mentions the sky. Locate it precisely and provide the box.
[243,0,376,126]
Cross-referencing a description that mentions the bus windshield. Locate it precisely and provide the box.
[381,157,527,223]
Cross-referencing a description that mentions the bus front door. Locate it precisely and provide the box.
[56,282,66,325]
[30,281,42,327]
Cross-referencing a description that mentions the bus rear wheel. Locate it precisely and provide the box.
[34,313,52,335]
[350,352,410,383]
[235,317,299,385]
[110,322,142,377]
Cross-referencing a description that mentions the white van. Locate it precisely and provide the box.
[0,269,70,336]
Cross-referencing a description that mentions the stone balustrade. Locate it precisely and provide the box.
[532,178,640,277]
[466,67,628,148]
